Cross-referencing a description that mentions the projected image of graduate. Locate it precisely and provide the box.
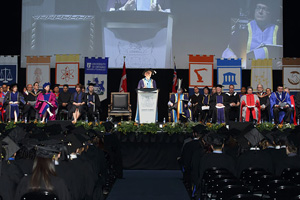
[106,0,171,12]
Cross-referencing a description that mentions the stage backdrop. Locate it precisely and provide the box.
[0,56,18,85]
[55,54,80,88]
[84,57,108,101]
[217,58,242,92]
[189,55,214,94]
[26,56,51,88]
[282,58,300,92]
[251,59,273,92]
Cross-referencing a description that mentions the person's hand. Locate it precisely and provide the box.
[285,105,289,108]
[275,105,280,108]
[217,103,223,107]
[184,104,187,108]
[89,102,94,105]
[236,102,240,106]
[62,103,67,107]
[14,101,19,104]
[9,101,13,105]
[230,103,235,107]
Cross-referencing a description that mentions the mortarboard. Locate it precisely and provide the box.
[204,132,225,146]
[88,82,96,87]
[66,134,82,153]
[244,128,265,147]
[142,69,156,76]
[215,84,224,88]
[8,126,28,144]
[2,136,20,160]
[44,124,63,135]
[103,121,114,132]
[192,124,206,135]
[43,82,51,89]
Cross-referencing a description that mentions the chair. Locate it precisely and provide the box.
[262,179,294,197]
[58,109,69,120]
[281,168,300,181]
[230,194,261,200]
[168,92,189,122]
[269,185,300,200]
[21,190,59,200]
[215,185,251,200]
[108,92,132,121]
[240,168,266,180]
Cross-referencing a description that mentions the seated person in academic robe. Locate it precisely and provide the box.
[14,144,71,200]
[200,86,211,123]
[168,85,191,123]
[225,84,240,122]
[69,83,86,123]
[3,84,25,122]
[189,86,202,121]
[296,92,300,123]
[256,84,270,122]
[209,84,228,123]
[57,84,71,117]
[270,85,292,124]
[236,128,273,177]
[240,86,261,122]
[35,83,57,123]
[86,83,101,121]
[284,87,297,125]
[23,83,41,121]
[0,90,6,121]
[275,133,300,176]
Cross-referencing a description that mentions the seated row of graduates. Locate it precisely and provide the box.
[174,84,298,124]
[1,82,101,123]
[0,121,121,200]
[179,124,300,197]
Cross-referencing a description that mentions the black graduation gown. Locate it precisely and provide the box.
[69,92,87,117]
[0,161,23,200]
[236,149,273,177]
[257,92,270,121]
[23,91,41,118]
[57,91,72,110]
[190,148,205,185]
[14,175,71,200]
[275,154,300,176]
[263,147,287,174]
[86,92,101,120]
[225,92,240,121]
[295,93,300,119]
[189,94,202,120]
[14,159,34,176]
[181,139,203,172]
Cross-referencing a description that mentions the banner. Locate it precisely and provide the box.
[26,56,51,88]
[189,55,214,91]
[85,57,108,101]
[251,59,273,92]
[282,58,300,91]
[55,54,80,87]
[0,56,18,85]
[217,58,242,92]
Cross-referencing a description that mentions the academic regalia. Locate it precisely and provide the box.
[270,91,292,123]
[69,92,87,118]
[240,94,261,122]
[209,93,228,123]
[200,94,211,122]
[3,91,25,121]
[295,93,300,122]
[135,77,157,122]
[0,92,6,120]
[169,93,192,122]
[35,92,57,120]
[290,94,297,125]
[58,91,72,110]
[14,175,71,200]
[225,92,240,121]
[189,93,202,121]
[257,92,270,122]
[86,92,101,121]
[23,90,41,119]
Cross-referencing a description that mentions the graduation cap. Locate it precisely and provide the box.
[2,136,20,160]
[66,134,82,153]
[70,126,87,135]
[142,69,156,76]
[20,138,39,151]
[244,128,265,147]
[29,128,49,141]
[264,132,275,144]
[204,132,225,146]
[215,84,224,88]
[74,133,90,145]
[203,86,210,93]
[271,129,289,144]
[43,82,51,89]
[103,121,114,132]
[36,142,61,159]
[88,82,96,87]
[8,126,28,144]
[286,133,300,148]
[0,123,6,133]
[192,124,206,135]
[44,124,63,135]
[10,83,18,89]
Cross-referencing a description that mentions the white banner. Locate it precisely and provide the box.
[251,59,273,92]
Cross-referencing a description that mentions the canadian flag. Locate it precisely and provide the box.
[119,60,127,92]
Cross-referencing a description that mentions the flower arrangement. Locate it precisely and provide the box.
[277,123,295,132]
[116,121,138,134]
[255,122,275,132]
[162,122,184,135]
[205,122,225,132]
[137,123,160,134]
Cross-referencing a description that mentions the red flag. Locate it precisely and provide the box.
[172,62,177,93]
[119,60,127,92]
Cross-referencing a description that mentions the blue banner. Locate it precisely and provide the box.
[0,56,18,86]
[84,57,108,101]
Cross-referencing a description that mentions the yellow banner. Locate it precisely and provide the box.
[55,54,80,62]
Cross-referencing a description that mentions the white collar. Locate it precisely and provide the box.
[250,147,260,150]
[226,92,237,96]
[195,93,199,96]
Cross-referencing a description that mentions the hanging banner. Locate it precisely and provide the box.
[251,59,273,92]
[0,56,18,86]
[282,58,300,92]
[55,54,80,87]
[189,55,214,91]
[84,57,108,101]
[26,56,51,88]
[217,58,242,92]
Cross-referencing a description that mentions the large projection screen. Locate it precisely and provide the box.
[21,0,283,69]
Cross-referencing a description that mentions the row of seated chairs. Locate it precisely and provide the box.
[195,167,300,200]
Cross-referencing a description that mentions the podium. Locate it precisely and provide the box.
[136,88,159,123]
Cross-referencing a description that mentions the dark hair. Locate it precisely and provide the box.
[247,86,253,91]
[30,157,56,191]
[33,82,39,86]
[63,84,69,88]
[75,83,83,89]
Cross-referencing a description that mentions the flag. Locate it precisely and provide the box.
[172,62,177,93]
[251,59,273,92]
[119,60,127,92]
